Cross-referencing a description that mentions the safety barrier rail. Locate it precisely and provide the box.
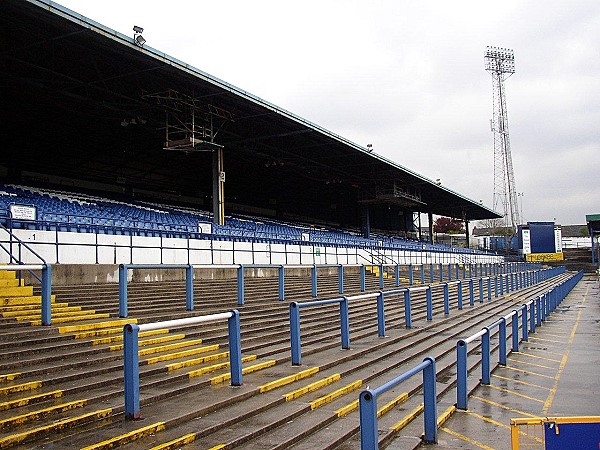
[456,270,583,410]
[359,357,437,449]
[118,264,194,317]
[123,310,242,419]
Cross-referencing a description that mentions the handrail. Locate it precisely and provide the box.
[123,310,241,419]
[0,222,46,284]
[359,357,438,448]
[456,270,584,410]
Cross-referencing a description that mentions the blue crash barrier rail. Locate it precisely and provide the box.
[456,270,583,410]
[359,357,438,449]
[123,310,242,420]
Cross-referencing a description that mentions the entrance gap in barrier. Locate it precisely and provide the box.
[123,310,241,420]
[359,357,437,449]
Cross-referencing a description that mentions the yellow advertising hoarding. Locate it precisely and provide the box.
[525,252,564,262]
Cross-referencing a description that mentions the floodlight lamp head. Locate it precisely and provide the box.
[135,34,146,47]
[133,25,144,34]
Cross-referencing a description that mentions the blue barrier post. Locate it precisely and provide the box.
[426,286,433,321]
[338,265,344,295]
[377,292,385,337]
[522,304,528,341]
[403,289,412,328]
[41,264,52,326]
[290,302,302,365]
[237,265,245,305]
[429,263,434,283]
[499,275,505,296]
[279,265,285,301]
[482,327,491,385]
[228,310,243,386]
[536,296,541,327]
[439,263,443,282]
[457,280,463,310]
[340,297,350,349]
[421,264,425,284]
[469,278,474,306]
[479,278,484,303]
[359,357,437,449]
[394,264,400,287]
[312,265,318,297]
[185,265,194,311]
[443,283,450,315]
[529,302,535,333]
[455,263,460,279]
[124,323,140,419]
[408,263,414,285]
[360,265,366,292]
[457,339,468,409]
[447,263,452,281]
[541,293,547,321]
[499,317,507,365]
[512,311,519,352]
[379,264,384,289]
[495,276,499,297]
[119,264,128,318]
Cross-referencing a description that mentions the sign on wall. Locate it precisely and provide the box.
[198,222,212,234]
[9,204,37,221]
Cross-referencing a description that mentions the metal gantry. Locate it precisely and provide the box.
[485,46,520,232]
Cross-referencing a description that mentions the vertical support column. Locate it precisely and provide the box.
[359,390,378,450]
[469,278,474,306]
[495,276,499,297]
[41,264,52,326]
[443,283,450,315]
[529,302,535,333]
[185,265,194,311]
[512,312,519,352]
[478,278,484,303]
[462,263,467,279]
[457,340,468,410]
[455,263,459,280]
[423,357,438,444]
[457,280,463,310]
[429,263,434,283]
[124,323,140,420]
[360,265,366,292]
[279,265,285,301]
[379,264,384,290]
[420,264,425,284]
[499,318,507,365]
[404,289,412,328]
[311,265,318,297]
[237,265,245,306]
[394,264,400,287]
[408,263,414,285]
[119,264,128,318]
[428,211,434,244]
[487,277,492,301]
[522,305,528,341]
[290,302,301,365]
[228,310,243,386]
[212,147,225,225]
[447,263,452,281]
[439,263,443,282]
[340,297,350,349]
[377,292,385,337]
[482,328,491,385]
[536,296,542,327]
[338,264,344,295]
[426,286,433,321]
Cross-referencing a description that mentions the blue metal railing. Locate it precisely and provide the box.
[456,269,583,410]
[123,310,242,420]
[359,357,438,449]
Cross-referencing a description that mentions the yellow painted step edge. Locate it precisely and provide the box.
[0,381,42,396]
[91,329,169,345]
[107,334,186,351]
[335,399,359,417]
[0,399,87,430]
[145,344,220,365]
[390,403,424,432]
[165,349,227,371]
[259,367,319,393]
[377,392,409,418]
[211,360,276,385]
[29,313,112,326]
[58,318,138,334]
[0,408,112,447]
[0,390,63,412]
[0,373,20,383]
[310,379,363,410]
[188,355,257,379]
[80,421,166,450]
[149,433,197,450]
[284,373,341,401]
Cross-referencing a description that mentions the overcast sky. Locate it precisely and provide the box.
[58,0,599,226]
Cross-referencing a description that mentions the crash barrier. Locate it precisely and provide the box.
[456,270,583,410]
[0,264,52,325]
[119,264,194,317]
[510,416,600,450]
[123,310,242,419]
[290,267,567,364]
[359,357,437,449]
